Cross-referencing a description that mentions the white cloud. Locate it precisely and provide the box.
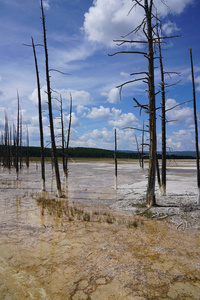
[83,0,144,47]
[83,0,195,47]
[166,98,193,126]
[86,106,122,120]
[76,105,90,117]
[107,88,119,103]
[195,76,200,92]
[29,87,91,108]
[59,89,91,106]
[109,112,138,128]
[120,72,129,78]
[43,0,50,10]
[162,21,180,35]
[87,106,111,120]
[166,128,195,151]
[154,0,194,16]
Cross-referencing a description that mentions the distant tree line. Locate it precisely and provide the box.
[0,145,196,160]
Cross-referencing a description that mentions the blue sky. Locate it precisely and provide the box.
[0,0,200,152]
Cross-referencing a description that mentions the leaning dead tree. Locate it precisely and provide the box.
[31,37,45,191]
[190,48,200,206]
[40,0,62,197]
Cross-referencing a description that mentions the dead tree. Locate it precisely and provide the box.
[110,1,182,206]
[114,128,118,184]
[135,134,141,167]
[141,121,145,169]
[190,48,200,205]
[16,91,20,178]
[26,126,29,169]
[157,27,166,195]
[110,0,157,206]
[60,95,66,175]
[65,93,72,177]
[31,37,45,191]
[41,0,62,196]
[19,111,23,169]
[3,112,9,168]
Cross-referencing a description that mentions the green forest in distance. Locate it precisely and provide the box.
[0,145,196,159]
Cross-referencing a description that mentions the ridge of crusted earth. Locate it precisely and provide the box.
[0,160,200,299]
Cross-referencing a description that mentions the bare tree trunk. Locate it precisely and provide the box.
[66,93,72,177]
[114,128,118,188]
[60,95,66,175]
[16,91,20,179]
[41,0,62,196]
[4,112,9,168]
[141,121,144,169]
[32,37,45,191]
[190,47,200,205]
[145,0,157,206]
[156,156,161,192]
[135,134,141,168]
[20,111,22,169]
[157,27,167,195]
[26,126,29,169]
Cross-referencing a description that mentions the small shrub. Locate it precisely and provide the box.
[127,220,138,228]
[83,212,91,222]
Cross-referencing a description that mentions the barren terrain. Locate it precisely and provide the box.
[0,159,200,299]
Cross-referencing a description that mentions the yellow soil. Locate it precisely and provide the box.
[0,210,199,300]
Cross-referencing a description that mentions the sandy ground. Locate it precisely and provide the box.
[0,159,200,299]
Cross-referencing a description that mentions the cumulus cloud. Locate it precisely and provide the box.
[87,106,111,119]
[29,87,91,108]
[166,98,193,126]
[76,105,90,117]
[83,0,194,47]
[107,88,119,103]
[167,128,195,151]
[86,106,122,120]
[109,112,138,128]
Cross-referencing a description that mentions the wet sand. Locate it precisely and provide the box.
[0,159,200,299]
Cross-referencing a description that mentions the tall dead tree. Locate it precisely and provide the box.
[190,48,200,205]
[19,111,23,169]
[3,112,9,168]
[41,0,62,196]
[110,0,157,206]
[16,91,20,178]
[32,37,45,191]
[114,128,118,181]
[26,126,29,169]
[60,95,66,175]
[65,93,72,177]
[141,121,145,169]
[157,27,166,195]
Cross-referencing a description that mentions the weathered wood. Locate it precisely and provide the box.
[145,0,157,206]
[66,94,72,177]
[41,0,62,196]
[157,27,166,195]
[190,48,200,205]
[32,37,45,191]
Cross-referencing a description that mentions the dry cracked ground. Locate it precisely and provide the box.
[0,159,200,299]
